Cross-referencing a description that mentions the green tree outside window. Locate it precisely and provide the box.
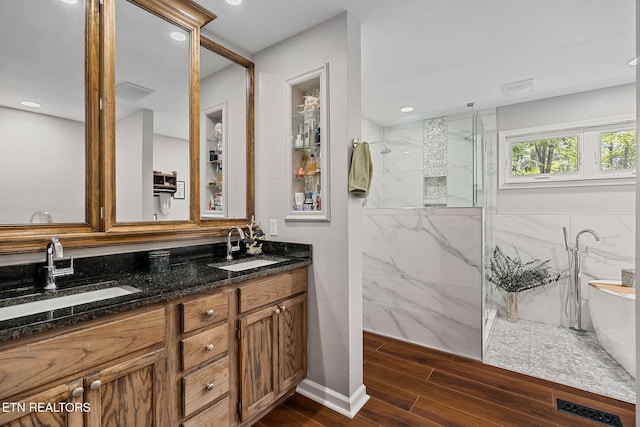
[511,136,578,176]
[600,130,636,171]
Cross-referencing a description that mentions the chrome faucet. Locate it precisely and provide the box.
[226,227,246,261]
[563,227,600,332]
[43,237,74,290]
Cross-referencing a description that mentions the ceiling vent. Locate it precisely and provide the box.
[116,82,154,101]
[502,78,535,97]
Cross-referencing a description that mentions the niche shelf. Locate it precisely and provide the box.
[201,103,226,218]
[285,64,330,222]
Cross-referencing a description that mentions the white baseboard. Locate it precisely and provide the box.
[296,379,369,419]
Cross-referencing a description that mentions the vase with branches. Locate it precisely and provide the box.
[487,245,560,322]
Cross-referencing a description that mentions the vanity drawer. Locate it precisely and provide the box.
[0,308,165,398]
[181,292,229,333]
[182,356,229,418]
[238,268,307,313]
[181,324,228,371]
[182,396,229,427]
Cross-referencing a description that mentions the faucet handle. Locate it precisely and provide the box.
[52,237,63,258]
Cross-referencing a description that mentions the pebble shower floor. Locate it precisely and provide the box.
[484,317,635,403]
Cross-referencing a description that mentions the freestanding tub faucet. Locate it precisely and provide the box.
[43,237,74,290]
[563,227,600,332]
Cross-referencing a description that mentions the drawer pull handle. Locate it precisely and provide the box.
[90,380,102,390]
[205,309,215,316]
[205,382,215,391]
[71,387,84,398]
[205,343,215,351]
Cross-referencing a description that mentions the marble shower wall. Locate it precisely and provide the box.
[360,115,475,209]
[491,214,635,330]
[362,208,483,360]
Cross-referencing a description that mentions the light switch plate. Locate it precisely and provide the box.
[269,219,278,236]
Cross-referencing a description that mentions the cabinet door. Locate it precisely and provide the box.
[239,304,279,421]
[84,349,167,427]
[278,294,307,391]
[0,380,84,427]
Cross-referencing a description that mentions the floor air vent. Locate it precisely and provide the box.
[556,398,623,426]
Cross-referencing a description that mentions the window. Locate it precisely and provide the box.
[511,136,578,177]
[500,117,636,189]
[599,130,636,172]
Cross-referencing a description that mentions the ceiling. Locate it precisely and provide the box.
[1,1,635,131]
[199,0,636,126]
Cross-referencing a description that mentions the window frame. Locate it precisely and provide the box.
[499,115,636,189]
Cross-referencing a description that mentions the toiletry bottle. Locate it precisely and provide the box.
[208,196,214,211]
[305,154,317,176]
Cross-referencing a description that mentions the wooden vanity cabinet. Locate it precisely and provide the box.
[237,268,308,422]
[0,380,85,427]
[0,308,167,427]
[0,267,309,427]
[83,349,167,426]
[177,291,232,426]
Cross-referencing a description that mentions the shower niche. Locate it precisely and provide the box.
[285,64,330,222]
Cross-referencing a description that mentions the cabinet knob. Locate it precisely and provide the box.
[274,308,281,314]
[280,305,286,312]
[205,382,215,391]
[71,387,84,398]
[205,343,215,351]
[90,380,102,390]
[205,309,215,316]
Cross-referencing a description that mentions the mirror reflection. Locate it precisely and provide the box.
[115,0,191,222]
[200,42,247,219]
[0,0,86,225]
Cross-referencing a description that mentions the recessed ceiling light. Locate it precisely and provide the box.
[21,101,41,108]
[61,0,78,4]
[628,57,638,66]
[226,0,242,5]
[170,31,187,42]
[399,106,414,113]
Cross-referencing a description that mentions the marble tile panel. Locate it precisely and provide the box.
[362,209,482,288]
[382,171,424,208]
[492,214,571,270]
[382,142,423,174]
[569,214,635,278]
[363,274,482,359]
[446,166,474,207]
[491,283,568,328]
[447,138,473,169]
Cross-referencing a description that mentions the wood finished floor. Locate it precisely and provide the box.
[253,332,636,427]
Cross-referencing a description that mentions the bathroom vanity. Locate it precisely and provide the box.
[0,242,310,426]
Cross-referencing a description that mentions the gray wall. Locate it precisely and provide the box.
[253,12,367,415]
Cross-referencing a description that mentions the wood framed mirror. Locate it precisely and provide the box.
[0,0,254,254]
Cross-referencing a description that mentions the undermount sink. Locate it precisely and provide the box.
[0,285,141,322]
[211,258,286,272]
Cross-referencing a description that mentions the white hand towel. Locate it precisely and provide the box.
[159,192,172,214]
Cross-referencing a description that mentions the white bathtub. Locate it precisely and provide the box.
[587,281,635,378]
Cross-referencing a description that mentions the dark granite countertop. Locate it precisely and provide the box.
[0,241,311,343]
